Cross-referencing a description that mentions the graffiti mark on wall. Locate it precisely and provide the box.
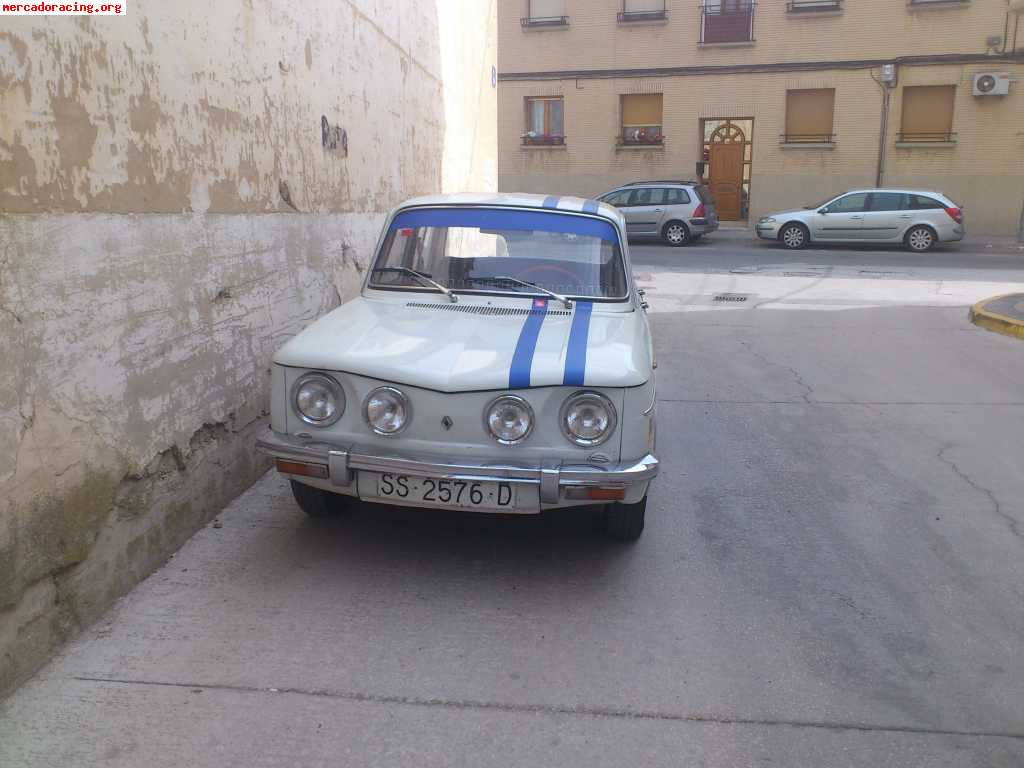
[321,116,348,156]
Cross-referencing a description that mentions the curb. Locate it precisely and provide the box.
[969,293,1024,340]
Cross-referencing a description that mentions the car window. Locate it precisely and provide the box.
[600,190,629,207]
[627,188,653,206]
[664,188,691,205]
[908,194,945,210]
[867,192,904,212]
[369,208,628,300]
[826,193,869,213]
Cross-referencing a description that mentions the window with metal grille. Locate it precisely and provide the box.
[701,1,755,43]
[620,94,663,145]
[620,0,667,21]
[523,0,568,26]
[523,97,565,145]
[898,85,957,142]
[783,88,835,143]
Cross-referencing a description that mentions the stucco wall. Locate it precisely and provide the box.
[0,0,496,694]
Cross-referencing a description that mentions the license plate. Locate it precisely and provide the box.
[364,473,518,511]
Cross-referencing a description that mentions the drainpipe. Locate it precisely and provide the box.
[875,87,890,187]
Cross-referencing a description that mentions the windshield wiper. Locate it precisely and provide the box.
[464,275,573,309]
[371,266,457,303]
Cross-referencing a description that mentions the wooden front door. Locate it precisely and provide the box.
[709,143,744,221]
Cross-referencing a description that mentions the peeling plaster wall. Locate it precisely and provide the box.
[0,0,496,694]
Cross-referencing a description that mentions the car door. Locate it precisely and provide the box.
[622,188,663,237]
[860,192,906,241]
[811,192,869,241]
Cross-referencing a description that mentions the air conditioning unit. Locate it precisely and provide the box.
[972,72,1011,96]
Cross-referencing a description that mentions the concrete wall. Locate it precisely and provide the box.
[497,0,1024,234]
[0,0,496,694]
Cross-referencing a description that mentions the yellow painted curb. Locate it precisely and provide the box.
[969,294,1024,340]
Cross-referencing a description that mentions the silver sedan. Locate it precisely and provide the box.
[755,188,965,252]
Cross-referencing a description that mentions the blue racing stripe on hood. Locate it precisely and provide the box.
[509,299,549,389]
[562,301,593,386]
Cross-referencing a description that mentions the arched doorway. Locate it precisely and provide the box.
[701,118,753,221]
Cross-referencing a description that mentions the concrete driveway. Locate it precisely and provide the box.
[3,241,1024,767]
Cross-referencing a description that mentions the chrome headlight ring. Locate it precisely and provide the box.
[363,386,412,436]
[560,390,617,447]
[292,373,345,427]
[484,394,535,446]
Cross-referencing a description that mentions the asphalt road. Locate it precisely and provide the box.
[3,240,1024,767]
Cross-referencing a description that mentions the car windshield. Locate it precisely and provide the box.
[368,207,629,300]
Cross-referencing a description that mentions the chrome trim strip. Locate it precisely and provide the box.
[256,429,659,496]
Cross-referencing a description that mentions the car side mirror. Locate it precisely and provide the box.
[818,208,829,215]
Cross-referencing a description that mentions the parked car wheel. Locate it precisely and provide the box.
[605,495,647,541]
[290,479,350,518]
[779,222,809,250]
[905,225,936,253]
[662,221,691,247]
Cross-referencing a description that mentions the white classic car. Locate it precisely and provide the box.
[256,193,659,540]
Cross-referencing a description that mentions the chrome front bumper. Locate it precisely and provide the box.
[256,429,659,505]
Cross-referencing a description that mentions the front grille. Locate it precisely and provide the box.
[406,302,571,317]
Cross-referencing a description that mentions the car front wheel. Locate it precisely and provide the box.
[905,225,936,252]
[779,223,808,250]
[605,495,646,541]
[290,479,351,518]
[663,221,691,247]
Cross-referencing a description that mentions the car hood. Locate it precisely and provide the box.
[764,208,813,219]
[274,295,652,392]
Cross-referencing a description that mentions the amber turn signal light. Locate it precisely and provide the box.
[275,459,328,479]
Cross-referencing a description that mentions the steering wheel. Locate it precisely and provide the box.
[516,264,582,293]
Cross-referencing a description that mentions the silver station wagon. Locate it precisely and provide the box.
[756,188,965,251]
[257,194,659,541]
[597,180,719,246]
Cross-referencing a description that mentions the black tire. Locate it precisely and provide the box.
[779,222,809,250]
[290,479,350,518]
[605,495,647,541]
[662,221,691,247]
[905,225,936,252]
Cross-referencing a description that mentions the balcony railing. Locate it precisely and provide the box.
[787,0,841,12]
[780,133,836,143]
[895,131,957,143]
[521,134,566,146]
[618,8,668,22]
[521,15,569,27]
[700,2,755,44]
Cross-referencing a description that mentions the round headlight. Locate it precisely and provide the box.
[363,386,411,435]
[560,391,617,447]
[293,373,344,426]
[484,395,534,445]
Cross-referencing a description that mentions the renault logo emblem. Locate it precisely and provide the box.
[441,416,454,430]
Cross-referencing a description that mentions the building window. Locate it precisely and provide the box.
[522,0,568,27]
[620,94,663,145]
[618,0,667,23]
[787,0,842,12]
[783,88,835,143]
[700,1,755,44]
[898,85,956,142]
[523,97,565,145]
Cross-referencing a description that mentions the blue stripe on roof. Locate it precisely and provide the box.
[542,195,560,209]
[562,301,593,386]
[509,299,549,389]
[389,208,618,243]
[581,199,599,214]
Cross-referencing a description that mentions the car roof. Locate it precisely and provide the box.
[395,192,624,224]
[839,188,951,198]
[616,180,702,187]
